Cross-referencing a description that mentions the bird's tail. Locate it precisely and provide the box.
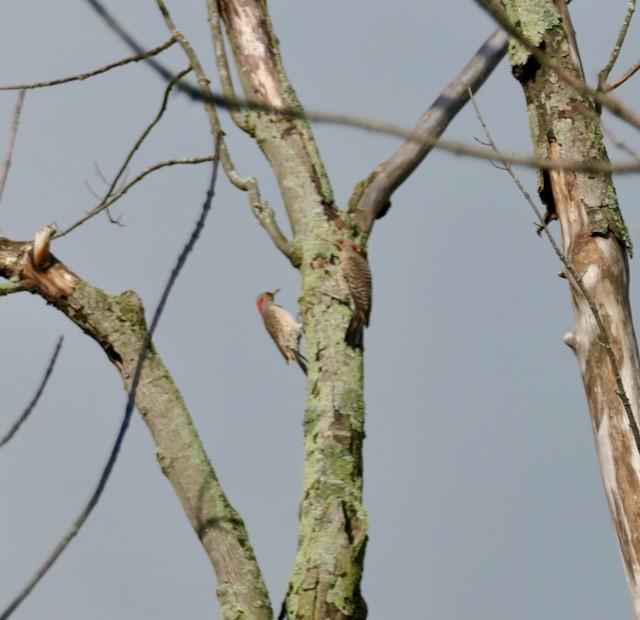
[292,349,308,374]
[345,315,365,350]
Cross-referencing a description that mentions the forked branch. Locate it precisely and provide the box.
[598,0,636,90]
[349,28,508,233]
[0,155,271,620]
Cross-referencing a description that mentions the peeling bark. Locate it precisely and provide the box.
[215,1,368,616]
[217,0,338,239]
[504,1,640,615]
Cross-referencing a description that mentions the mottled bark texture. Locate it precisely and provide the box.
[503,1,640,615]
[215,1,368,617]
[0,237,272,620]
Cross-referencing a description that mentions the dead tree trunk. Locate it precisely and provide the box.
[502,1,640,615]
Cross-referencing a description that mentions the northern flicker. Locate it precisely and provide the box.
[256,290,307,374]
[327,239,372,349]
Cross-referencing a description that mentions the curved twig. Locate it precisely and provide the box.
[56,156,214,238]
[252,201,294,258]
[0,336,64,449]
[155,0,293,259]
[0,140,224,620]
[0,39,176,91]
[205,0,247,129]
[599,0,636,90]
[470,91,640,455]
[0,90,26,204]
[603,122,640,161]
[80,0,640,179]
[605,59,640,93]
[98,66,192,209]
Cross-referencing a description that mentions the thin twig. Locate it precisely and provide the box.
[60,67,191,235]
[469,90,640,455]
[154,1,224,155]
[605,59,640,93]
[602,122,640,161]
[599,0,636,90]
[155,0,293,258]
[83,0,640,176]
[0,336,64,449]
[0,39,176,91]
[206,0,246,129]
[98,66,192,211]
[473,0,640,130]
[0,135,223,620]
[56,156,214,238]
[0,90,26,204]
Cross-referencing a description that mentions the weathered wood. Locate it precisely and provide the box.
[503,1,640,615]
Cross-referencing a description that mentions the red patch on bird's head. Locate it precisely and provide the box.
[256,295,264,312]
[351,244,360,253]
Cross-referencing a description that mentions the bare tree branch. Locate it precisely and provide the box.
[0,39,176,91]
[83,0,177,83]
[79,0,640,179]
[252,200,294,259]
[103,66,192,202]
[599,0,636,90]
[155,0,294,259]
[72,65,193,233]
[155,0,224,141]
[603,122,640,161]
[498,3,640,606]
[205,0,247,129]
[0,336,63,449]
[56,156,214,238]
[349,28,508,233]
[475,0,640,130]
[50,65,199,238]
[1,136,271,619]
[470,91,640,455]
[0,90,26,204]
[605,59,640,93]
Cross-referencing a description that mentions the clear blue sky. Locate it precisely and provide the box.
[1,1,638,618]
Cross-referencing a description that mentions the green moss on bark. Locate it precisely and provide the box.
[503,0,560,66]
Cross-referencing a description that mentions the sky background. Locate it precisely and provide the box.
[1,1,639,618]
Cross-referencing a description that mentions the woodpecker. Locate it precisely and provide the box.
[327,238,372,349]
[256,290,307,374]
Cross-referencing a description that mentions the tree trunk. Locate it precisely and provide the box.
[213,1,368,616]
[503,1,640,615]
